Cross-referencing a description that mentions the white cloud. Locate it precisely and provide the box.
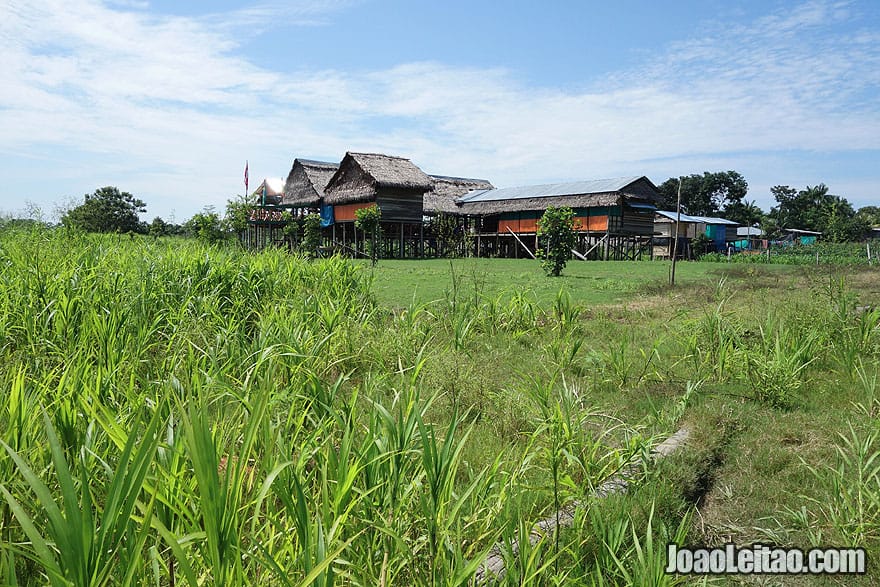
[0,0,878,219]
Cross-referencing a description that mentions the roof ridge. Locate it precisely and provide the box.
[347,151,413,161]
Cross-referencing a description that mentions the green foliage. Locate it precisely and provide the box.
[723,198,765,227]
[280,210,299,239]
[62,186,146,234]
[769,184,867,241]
[1,228,879,584]
[701,240,879,266]
[857,205,880,227]
[185,208,226,244]
[149,216,168,238]
[354,204,381,266]
[657,171,748,217]
[433,212,470,258]
[224,195,254,243]
[537,206,576,277]
[301,213,323,257]
[690,232,712,257]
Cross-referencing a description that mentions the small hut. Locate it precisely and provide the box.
[246,178,287,249]
[455,176,659,259]
[653,211,739,258]
[251,178,285,206]
[281,158,339,225]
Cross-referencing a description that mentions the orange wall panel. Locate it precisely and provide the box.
[334,202,373,222]
[501,214,609,233]
[498,218,519,233]
[499,217,539,233]
[573,215,608,231]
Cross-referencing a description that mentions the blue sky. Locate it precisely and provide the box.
[1,0,878,222]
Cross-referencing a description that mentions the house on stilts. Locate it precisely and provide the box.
[323,152,435,258]
[454,176,660,259]
[243,151,661,261]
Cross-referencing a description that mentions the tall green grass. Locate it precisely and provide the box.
[3,227,877,583]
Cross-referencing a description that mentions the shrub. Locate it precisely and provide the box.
[301,213,322,257]
[537,206,576,277]
[355,205,381,266]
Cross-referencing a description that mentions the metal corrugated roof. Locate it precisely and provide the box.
[457,176,645,203]
[655,210,738,225]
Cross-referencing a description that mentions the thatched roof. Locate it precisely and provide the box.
[323,152,433,205]
[456,176,659,215]
[424,175,494,215]
[251,178,285,205]
[282,159,338,207]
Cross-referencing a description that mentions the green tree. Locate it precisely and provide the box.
[657,171,748,217]
[537,206,576,277]
[280,210,300,249]
[724,199,765,227]
[224,195,255,245]
[301,213,323,257]
[856,206,880,227]
[62,186,146,233]
[769,184,866,241]
[149,217,168,238]
[355,205,381,266]
[185,209,226,244]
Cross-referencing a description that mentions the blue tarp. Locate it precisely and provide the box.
[320,204,334,227]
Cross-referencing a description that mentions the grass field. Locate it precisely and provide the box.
[0,227,878,585]
[362,257,796,308]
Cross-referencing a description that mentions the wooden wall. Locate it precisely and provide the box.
[375,189,425,222]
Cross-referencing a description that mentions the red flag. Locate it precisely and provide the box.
[244,160,249,194]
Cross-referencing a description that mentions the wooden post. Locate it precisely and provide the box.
[670,178,682,285]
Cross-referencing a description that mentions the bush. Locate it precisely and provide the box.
[301,213,322,257]
[355,205,381,266]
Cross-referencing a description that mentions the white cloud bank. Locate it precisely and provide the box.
[1,0,878,218]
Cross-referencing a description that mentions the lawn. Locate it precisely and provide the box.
[363,257,798,307]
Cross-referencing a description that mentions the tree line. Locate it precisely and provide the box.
[5,175,878,245]
[657,171,877,242]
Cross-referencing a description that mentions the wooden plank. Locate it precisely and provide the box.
[475,427,690,583]
[506,227,536,259]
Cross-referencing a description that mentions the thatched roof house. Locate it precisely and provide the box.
[456,176,658,214]
[282,159,339,208]
[424,175,494,215]
[324,152,433,222]
[456,176,660,235]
